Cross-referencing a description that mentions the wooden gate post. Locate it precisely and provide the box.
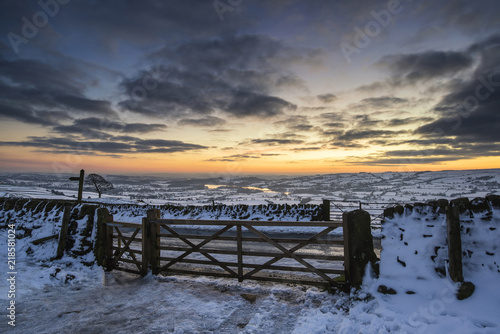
[56,204,72,259]
[343,209,378,288]
[446,205,463,282]
[322,199,330,221]
[144,209,161,275]
[95,208,114,269]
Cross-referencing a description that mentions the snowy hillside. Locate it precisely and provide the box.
[1,169,499,206]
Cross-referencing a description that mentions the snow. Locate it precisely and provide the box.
[1,195,500,332]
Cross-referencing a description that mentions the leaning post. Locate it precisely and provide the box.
[69,169,85,202]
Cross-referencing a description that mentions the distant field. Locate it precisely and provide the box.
[1,169,499,207]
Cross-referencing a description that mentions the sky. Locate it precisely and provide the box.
[0,0,499,176]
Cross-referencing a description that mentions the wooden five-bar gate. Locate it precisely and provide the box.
[97,209,376,290]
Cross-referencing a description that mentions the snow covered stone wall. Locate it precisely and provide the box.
[381,196,500,295]
[106,202,323,223]
[358,196,500,331]
[0,198,101,289]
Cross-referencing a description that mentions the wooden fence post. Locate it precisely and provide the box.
[95,207,114,270]
[56,204,72,259]
[343,209,378,288]
[446,205,463,283]
[322,199,330,221]
[237,225,243,282]
[105,215,114,271]
[146,209,161,275]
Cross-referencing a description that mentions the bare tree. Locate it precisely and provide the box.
[85,174,114,198]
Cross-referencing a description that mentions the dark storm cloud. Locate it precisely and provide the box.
[0,136,207,155]
[178,116,226,127]
[226,91,296,118]
[378,51,473,84]
[323,122,345,128]
[386,117,434,127]
[0,58,83,95]
[119,34,317,119]
[353,96,408,110]
[412,1,500,36]
[337,129,406,142]
[123,123,167,133]
[274,115,314,132]
[416,34,500,145]
[0,0,247,55]
[345,141,500,166]
[0,58,116,126]
[249,139,305,146]
[0,100,63,126]
[207,154,262,162]
[353,115,383,127]
[52,118,167,139]
[317,93,336,104]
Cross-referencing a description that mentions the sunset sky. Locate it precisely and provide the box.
[0,0,499,175]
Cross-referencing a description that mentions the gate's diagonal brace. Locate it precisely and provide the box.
[242,226,336,279]
[159,224,234,272]
[113,227,141,270]
[160,224,238,278]
[114,227,142,272]
[244,225,337,285]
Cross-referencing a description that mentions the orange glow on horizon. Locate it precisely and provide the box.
[0,147,498,175]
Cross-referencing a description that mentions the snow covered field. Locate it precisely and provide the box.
[1,169,499,206]
[1,171,500,333]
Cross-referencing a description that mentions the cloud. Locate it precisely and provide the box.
[378,51,473,84]
[118,34,317,119]
[52,117,167,139]
[343,141,500,166]
[386,117,434,127]
[206,154,262,162]
[0,136,208,155]
[0,58,116,127]
[317,93,336,103]
[178,116,226,127]
[249,138,305,146]
[353,96,409,110]
[274,115,314,132]
[353,115,383,127]
[416,34,500,145]
[123,123,167,133]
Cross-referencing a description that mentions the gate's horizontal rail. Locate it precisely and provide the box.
[112,235,142,242]
[113,266,142,275]
[152,219,342,227]
[112,246,143,255]
[157,257,344,274]
[157,233,345,245]
[158,246,344,261]
[162,268,338,287]
[108,221,142,228]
